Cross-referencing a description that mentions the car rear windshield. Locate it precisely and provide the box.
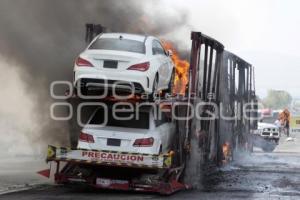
[89,108,149,129]
[89,38,145,54]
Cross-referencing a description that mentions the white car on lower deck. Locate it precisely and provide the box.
[77,106,175,155]
[74,33,175,95]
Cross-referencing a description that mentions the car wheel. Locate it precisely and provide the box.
[159,145,162,154]
[81,87,88,96]
[67,103,80,149]
[167,69,175,94]
[69,132,78,149]
[77,87,88,96]
[150,74,159,100]
[262,146,275,152]
[76,81,88,96]
[262,142,276,152]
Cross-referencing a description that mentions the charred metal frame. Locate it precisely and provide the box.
[189,32,224,98]
[85,24,106,43]
[187,32,224,163]
[187,32,257,164]
[42,28,258,194]
[221,51,257,152]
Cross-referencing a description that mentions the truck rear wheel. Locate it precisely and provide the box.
[69,132,79,149]
[262,144,276,152]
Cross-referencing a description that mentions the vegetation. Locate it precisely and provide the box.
[262,90,292,109]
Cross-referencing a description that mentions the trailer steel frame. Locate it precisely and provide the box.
[40,27,257,195]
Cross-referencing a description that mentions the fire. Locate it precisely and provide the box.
[222,142,231,164]
[161,41,189,95]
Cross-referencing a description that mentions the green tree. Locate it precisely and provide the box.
[262,90,292,109]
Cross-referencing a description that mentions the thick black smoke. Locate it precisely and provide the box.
[0,0,188,84]
[0,0,189,151]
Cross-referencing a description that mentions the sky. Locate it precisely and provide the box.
[162,0,300,98]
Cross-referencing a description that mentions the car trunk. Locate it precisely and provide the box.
[81,126,150,152]
[85,50,145,71]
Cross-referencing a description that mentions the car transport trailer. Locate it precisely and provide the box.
[38,26,257,195]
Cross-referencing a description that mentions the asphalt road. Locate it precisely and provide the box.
[1,135,300,199]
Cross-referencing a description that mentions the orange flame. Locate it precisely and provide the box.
[161,41,189,95]
[222,142,231,164]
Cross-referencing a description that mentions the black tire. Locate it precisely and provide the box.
[159,145,163,154]
[80,87,88,96]
[69,132,79,149]
[67,98,81,149]
[262,144,276,152]
[150,74,159,101]
[167,69,175,94]
[76,81,88,96]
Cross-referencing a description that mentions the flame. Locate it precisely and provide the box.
[222,142,231,164]
[161,41,189,95]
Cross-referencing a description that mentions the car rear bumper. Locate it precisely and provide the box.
[79,78,145,93]
[74,69,152,93]
[47,145,172,169]
[77,140,161,155]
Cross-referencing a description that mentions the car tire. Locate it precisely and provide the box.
[262,142,276,152]
[69,132,78,149]
[76,81,88,96]
[167,69,175,94]
[67,99,81,149]
[150,74,159,101]
[159,145,163,154]
[81,87,88,96]
[262,146,275,152]
[77,87,88,96]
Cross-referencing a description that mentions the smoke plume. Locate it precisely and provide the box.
[0,0,189,155]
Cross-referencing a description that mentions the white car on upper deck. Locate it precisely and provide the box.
[73,33,175,96]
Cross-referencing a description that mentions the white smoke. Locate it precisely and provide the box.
[0,55,67,158]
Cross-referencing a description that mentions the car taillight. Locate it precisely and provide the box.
[76,57,94,67]
[133,137,154,147]
[127,62,150,72]
[79,132,95,143]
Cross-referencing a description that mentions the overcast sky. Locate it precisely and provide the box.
[162,0,300,98]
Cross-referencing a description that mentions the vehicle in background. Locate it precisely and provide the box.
[258,109,282,124]
[290,115,300,134]
[73,33,175,96]
[252,122,280,152]
[258,109,285,136]
[77,106,175,155]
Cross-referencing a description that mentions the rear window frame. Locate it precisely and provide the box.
[88,108,150,129]
[88,37,146,54]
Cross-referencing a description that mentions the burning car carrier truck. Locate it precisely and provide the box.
[39,24,257,194]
